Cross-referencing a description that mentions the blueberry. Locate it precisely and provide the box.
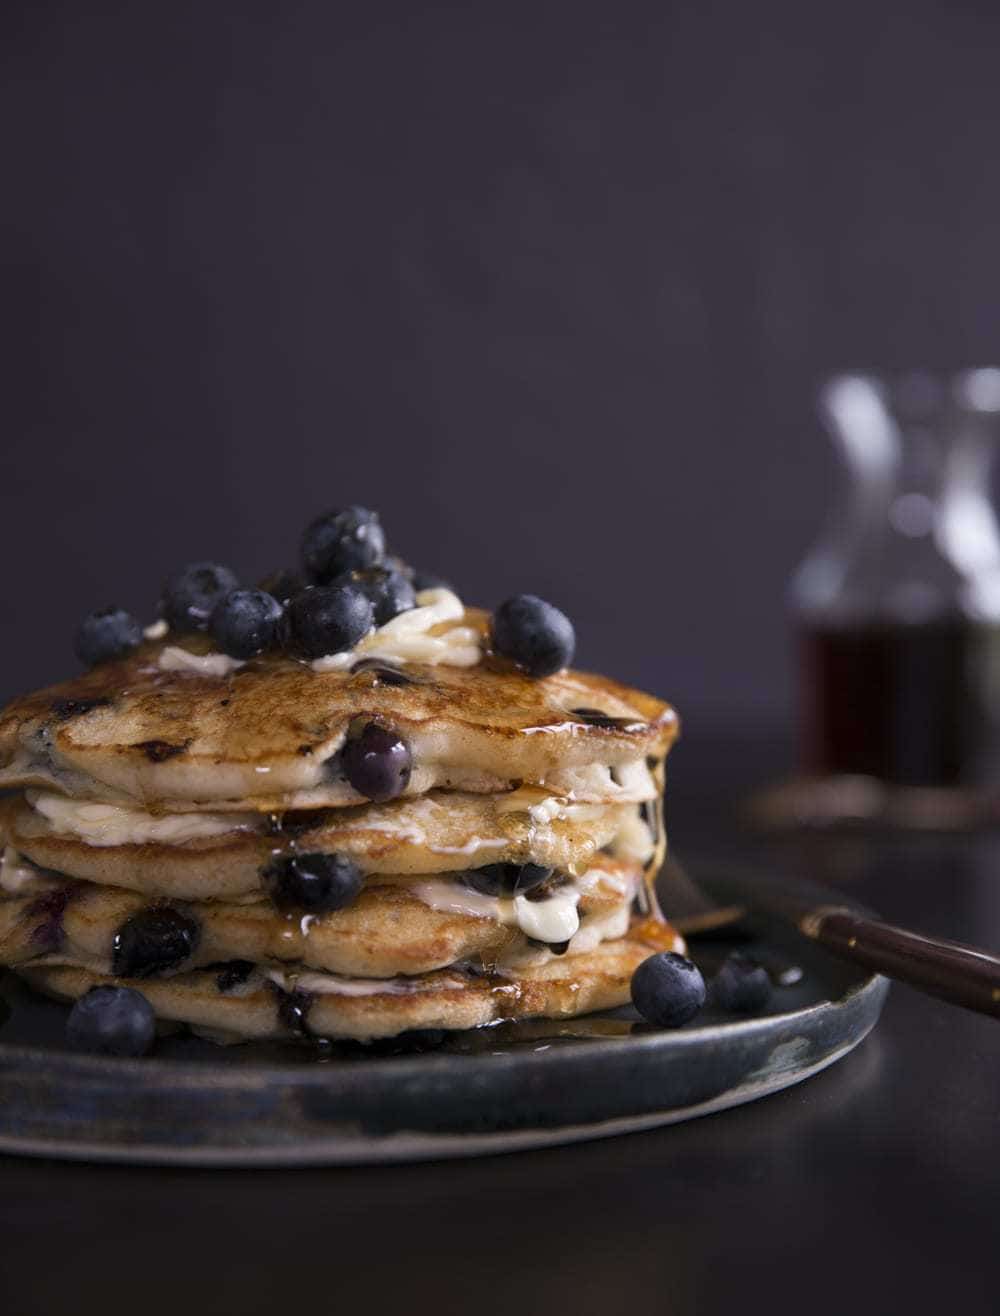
[66,985,155,1057]
[712,952,772,1014]
[301,506,386,583]
[285,583,373,660]
[210,589,284,659]
[462,863,553,897]
[348,567,416,625]
[342,722,412,801]
[74,608,143,667]
[630,952,706,1028]
[257,567,306,604]
[491,594,575,677]
[162,562,239,632]
[111,907,200,978]
[264,851,363,913]
[27,887,72,950]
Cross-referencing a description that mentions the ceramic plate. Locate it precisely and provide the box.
[0,864,887,1165]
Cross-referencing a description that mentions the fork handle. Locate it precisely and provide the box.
[807,908,1000,1018]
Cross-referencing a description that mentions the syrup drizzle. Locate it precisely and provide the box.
[569,707,647,732]
[630,753,666,920]
[267,979,316,1040]
[350,658,418,687]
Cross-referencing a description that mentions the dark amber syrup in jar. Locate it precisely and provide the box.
[800,616,999,787]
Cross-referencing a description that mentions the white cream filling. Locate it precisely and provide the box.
[561,902,632,954]
[573,865,631,896]
[513,888,581,942]
[410,877,583,944]
[494,864,643,968]
[158,647,244,676]
[608,809,657,865]
[408,881,500,920]
[152,590,480,678]
[311,589,481,671]
[542,759,656,803]
[27,791,258,846]
[497,899,639,970]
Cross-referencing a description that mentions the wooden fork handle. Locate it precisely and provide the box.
[804,906,1000,1018]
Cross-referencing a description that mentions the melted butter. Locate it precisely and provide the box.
[27,791,258,846]
[311,589,481,671]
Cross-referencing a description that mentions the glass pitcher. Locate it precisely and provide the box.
[791,369,1000,802]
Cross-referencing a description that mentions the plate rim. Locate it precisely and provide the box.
[0,1007,886,1167]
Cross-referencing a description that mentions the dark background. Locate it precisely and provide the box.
[5,0,1000,750]
[2,7,1000,1312]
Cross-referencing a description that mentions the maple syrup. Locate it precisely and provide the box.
[800,618,1000,787]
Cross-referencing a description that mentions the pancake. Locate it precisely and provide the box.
[0,858,645,978]
[1,787,653,900]
[0,555,681,1045]
[21,920,684,1042]
[0,617,677,810]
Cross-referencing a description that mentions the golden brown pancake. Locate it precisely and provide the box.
[22,919,684,1042]
[0,619,677,809]
[0,859,645,978]
[1,788,650,899]
[0,585,680,1043]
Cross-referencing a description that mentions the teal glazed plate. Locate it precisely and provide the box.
[0,865,888,1166]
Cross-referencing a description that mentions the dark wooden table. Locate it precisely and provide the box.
[1,733,997,1316]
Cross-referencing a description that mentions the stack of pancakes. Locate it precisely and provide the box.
[0,601,681,1043]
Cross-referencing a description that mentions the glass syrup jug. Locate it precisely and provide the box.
[792,370,1000,793]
